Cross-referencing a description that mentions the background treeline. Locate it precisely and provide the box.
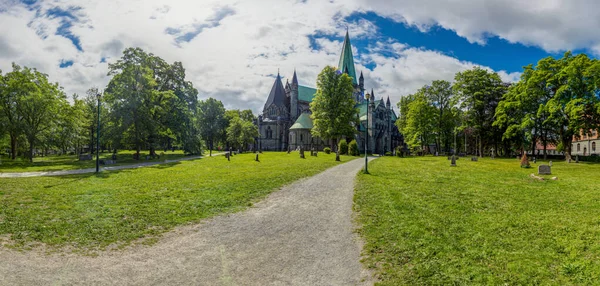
[397,52,600,160]
[0,47,257,162]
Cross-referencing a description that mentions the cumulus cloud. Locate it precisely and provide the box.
[0,0,585,114]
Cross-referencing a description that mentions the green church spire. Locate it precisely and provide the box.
[338,30,357,85]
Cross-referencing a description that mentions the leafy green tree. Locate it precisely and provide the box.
[226,116,258,151]
[104,47,200,156]
[198,98,227,156]
[424,80,455,153]
[545,53,599,161]
[310,66,358,161]
[0,64,25,159]
[453,67,507,157]
[400,90,436,153]
[8,65,66,161]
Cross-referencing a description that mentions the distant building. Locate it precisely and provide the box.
[572,130,599,156]
[257,31,403,153]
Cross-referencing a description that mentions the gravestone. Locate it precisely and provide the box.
[471,156,478,162]
[287,146,291,154]
[79,154,92,161]
[255,153,259,162]
[576,155,579,163]
[549,161,552,167]
[299,146,305,159]
[451,155,457,167]
[538,165,551,175]
[533,157,537,164]
[225,152,230,161]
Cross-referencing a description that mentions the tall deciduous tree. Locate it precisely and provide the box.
[310,66,358,161]
[12,65,66,161]
[105,47,200,157]
[198,98,227,156]
[453,67,507,157]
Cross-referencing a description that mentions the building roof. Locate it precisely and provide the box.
[290,113,313,130]
[338,31,357,85]
[298,85,317,102]
[292,69,298,86]
[264,73,286,110]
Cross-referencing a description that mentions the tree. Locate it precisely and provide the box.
[424,80,455,153]
[545,53,599,161]
[453,67,507,157]
[0,64,25,159]
[399,90,436,153]
[310,66,358,161]
[6,65,66,162]
[104,48,199,157]
[198,98,227,156]
[226,116,258,151]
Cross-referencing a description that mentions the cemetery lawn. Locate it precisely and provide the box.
[0,150,187,173]
[0,152,351,250]
[355,156,600,285]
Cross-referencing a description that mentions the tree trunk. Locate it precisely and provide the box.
[10,133,17,160]
[564,137,572,162]
[28,138,34,163]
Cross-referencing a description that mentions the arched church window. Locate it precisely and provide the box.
[593,142,596,152]
[300,134,304,142]
[577,143,580,152]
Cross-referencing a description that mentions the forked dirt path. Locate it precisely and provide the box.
[0,157,376,285]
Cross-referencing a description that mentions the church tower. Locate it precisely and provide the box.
[338,30,358,86]
[290,69,299,120]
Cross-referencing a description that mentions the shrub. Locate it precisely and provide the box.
[324,147,331,154]
[396,146,403,157]
[349,140,360,156]
[385,151,392,156]
[338,140,348,155]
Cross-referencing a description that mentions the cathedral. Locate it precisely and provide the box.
[257,31,403,154]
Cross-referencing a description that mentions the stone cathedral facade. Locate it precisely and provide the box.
[257,32,403,154]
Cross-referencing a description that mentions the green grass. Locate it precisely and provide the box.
[355,156,600,285]
[0,150,187,173]
[0,152,350,250]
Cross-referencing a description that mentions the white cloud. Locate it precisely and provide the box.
[0,0,588,115]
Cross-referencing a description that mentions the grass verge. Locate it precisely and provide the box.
[355,156,600,285]
[0,152,350,250]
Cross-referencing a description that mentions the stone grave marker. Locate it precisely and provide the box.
[299,146,305,159]
[549,161,552,167]
[451,155,457,167]
[255,153,259,162]
[533,157,537,164]
[576,155,579,163]
[471,156,478,162]
[538,165,551,175]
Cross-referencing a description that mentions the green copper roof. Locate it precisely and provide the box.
[338,31,357,85]
[298,85,316,102]
[290,113,313,130]
[356,102,368,117]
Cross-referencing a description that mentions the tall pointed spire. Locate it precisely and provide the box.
[338,30,357,85]
[371,88,375,101]
[263,72,286,112]
[292,69,298,86]
[386,96,391,108]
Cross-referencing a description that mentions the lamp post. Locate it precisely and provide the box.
[96,91,102,173]
[364,92,371,174]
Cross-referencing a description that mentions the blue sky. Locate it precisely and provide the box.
[1,0,600,113]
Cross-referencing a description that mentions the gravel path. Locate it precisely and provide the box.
[0,157,376,285]
[0,153,224,178]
